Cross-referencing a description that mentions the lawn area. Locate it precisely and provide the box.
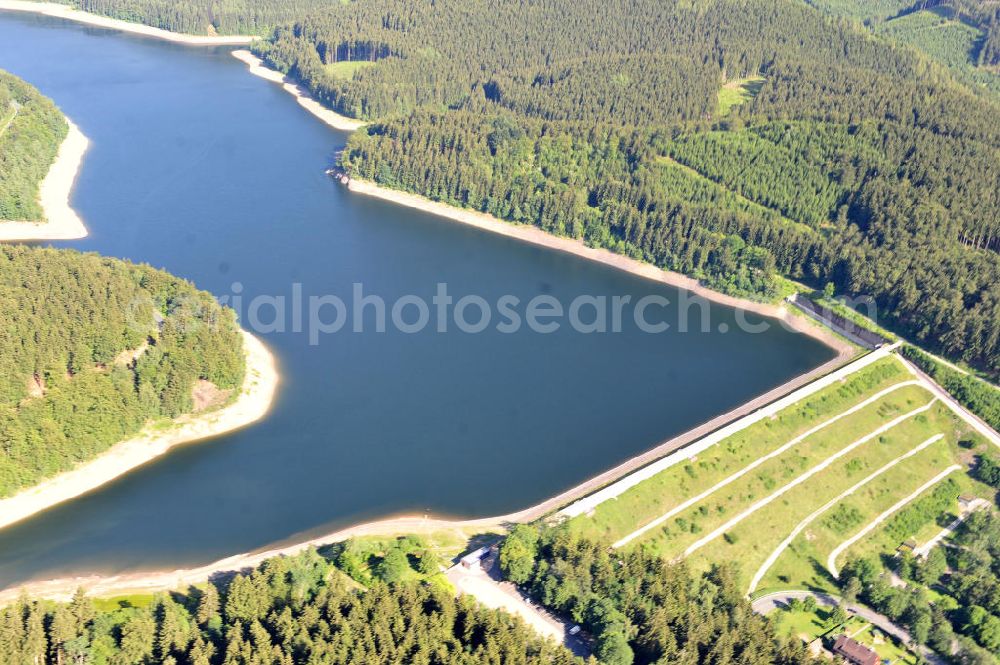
[679,400,951,585]
[631,382,934,558]
[91,593,155,612]
[773,604,919,664]
[717,76,765,116]
[839,466,993,566]
[759,435,960,592]
[565,358,909,543]
[325,60,374,79]
[773,603,844,642]
[850,622,920,665]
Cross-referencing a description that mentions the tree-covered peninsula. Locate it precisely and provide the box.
[0,69,67,223]
[0,245,245,498]
[250,0,1000,375]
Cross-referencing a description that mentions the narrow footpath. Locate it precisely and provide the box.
[827,465,962,578]
[912,498,988,558]
[747,433,944,594]
[684,401,937,557]
[614,379,922,548]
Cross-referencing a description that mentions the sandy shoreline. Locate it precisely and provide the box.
[231,50,367,132]
[0,1,253,44]
[0,119,89,241]
[0,331,278,534]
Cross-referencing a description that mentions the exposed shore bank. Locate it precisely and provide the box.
[230,47,845,354]
[232,50,367,132]
[346,178,852,355]
[0,47,861,603]
[0,331,278,534]
[0,340,859,603]
[0,1,253,44]
[0,516,500,603]
[0,119,89,241]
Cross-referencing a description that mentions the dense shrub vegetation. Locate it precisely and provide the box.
[250,0,1000,374]
[0,69,67,222]
[0,245,245,498]
[499,525,820,665]
[0,549,578,664]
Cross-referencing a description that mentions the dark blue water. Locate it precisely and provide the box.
[0,11,836,585]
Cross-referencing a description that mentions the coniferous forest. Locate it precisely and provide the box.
[808,0,1000,93]
[246,0,1000,375]
[0,549,580,665]
[498,525,820,665]
[41,0,1000,374]
[55,0,331,35]
[0,245,245,498]
[0,70,67,222]
[0,542,826,665]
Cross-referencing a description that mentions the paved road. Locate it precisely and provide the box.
[753,591,948,665]
[787,295,885,349]
[900,356,1000,448]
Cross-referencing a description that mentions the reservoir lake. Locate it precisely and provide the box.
[0,11,837,586]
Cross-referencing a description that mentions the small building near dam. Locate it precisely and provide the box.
[460,546,490,569]
[832,634,879,665]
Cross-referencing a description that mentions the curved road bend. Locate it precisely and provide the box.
[827,465,962,578]
[747,433,944,594]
